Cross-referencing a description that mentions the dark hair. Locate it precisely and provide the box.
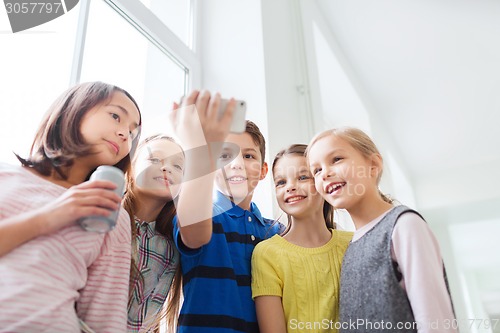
[245,120,266,164]
[123,134,183,333]
[16,81,142,179]
[272,144,335,235]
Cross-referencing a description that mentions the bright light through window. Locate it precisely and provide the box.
[0,5,78,164]
[138,0,192,48]
[80,0,188,139]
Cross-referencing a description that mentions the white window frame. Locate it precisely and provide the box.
[70,0,201,91]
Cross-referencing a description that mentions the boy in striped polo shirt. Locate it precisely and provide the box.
[172,92,281,333]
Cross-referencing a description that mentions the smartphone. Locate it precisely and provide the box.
[218,99,246,133]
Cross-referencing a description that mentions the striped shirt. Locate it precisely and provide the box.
[0,163,131,333]
[128,218,179,332]
[173,191,283,333]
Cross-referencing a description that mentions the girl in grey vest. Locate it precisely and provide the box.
[306,127,457,333]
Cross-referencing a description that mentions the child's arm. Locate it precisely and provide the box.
[251,241,287,333]
[0,211,47,257]
[392,212,458,333]
[0,180,121,257]
[255,296,287,333]
[170,91,234,249]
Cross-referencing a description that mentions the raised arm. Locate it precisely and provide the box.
[170,90,234,249]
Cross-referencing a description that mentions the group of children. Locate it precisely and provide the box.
[0,82,457,333]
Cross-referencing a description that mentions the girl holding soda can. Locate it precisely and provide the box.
[0,81,141,332]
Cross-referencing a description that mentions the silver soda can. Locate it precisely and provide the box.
[78,166,126,233]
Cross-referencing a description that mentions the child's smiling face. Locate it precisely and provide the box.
[133,138,184,201]
[308,135,379,211]
[273,154,324,220]
[214,132,268,208]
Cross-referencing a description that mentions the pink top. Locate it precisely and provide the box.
[0,163,131,332]
[352,207,457,333]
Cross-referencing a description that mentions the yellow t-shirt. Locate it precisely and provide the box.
[251,229,353,333]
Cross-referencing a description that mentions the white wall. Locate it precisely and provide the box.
[196,0,421,221]
[297,0,476,327]
[261,0,315,153]
[261,0,474,329]
[198,0,274,217]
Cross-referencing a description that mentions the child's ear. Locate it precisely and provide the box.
[370,153,383,178]
[259,162,268,180]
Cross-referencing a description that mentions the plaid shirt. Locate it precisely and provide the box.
[128,218,179,332]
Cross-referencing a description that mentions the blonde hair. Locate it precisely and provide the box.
[306,127,393,204]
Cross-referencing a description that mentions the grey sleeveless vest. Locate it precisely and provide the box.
[339,205,450,333]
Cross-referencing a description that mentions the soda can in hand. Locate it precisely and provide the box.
[78,166,125,233]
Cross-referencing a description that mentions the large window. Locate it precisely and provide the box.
[138,0,194,48]
[81,0,189,138]
[0,0,199,163]
[0,7,78,164]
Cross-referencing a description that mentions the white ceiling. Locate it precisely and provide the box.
[314,0,500,324]
[316,0,500,178]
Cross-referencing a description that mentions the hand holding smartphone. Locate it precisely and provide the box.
[217,99,246,133]
[174,93,247,135]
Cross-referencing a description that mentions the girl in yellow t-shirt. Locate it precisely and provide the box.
[251,144,352,333]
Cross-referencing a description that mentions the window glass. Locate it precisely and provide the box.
[0,6,79,164]
[81,0,188,139]
[139,0,192,48]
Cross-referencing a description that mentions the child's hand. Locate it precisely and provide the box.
[36,180,122,235]
[170,90,235,149]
